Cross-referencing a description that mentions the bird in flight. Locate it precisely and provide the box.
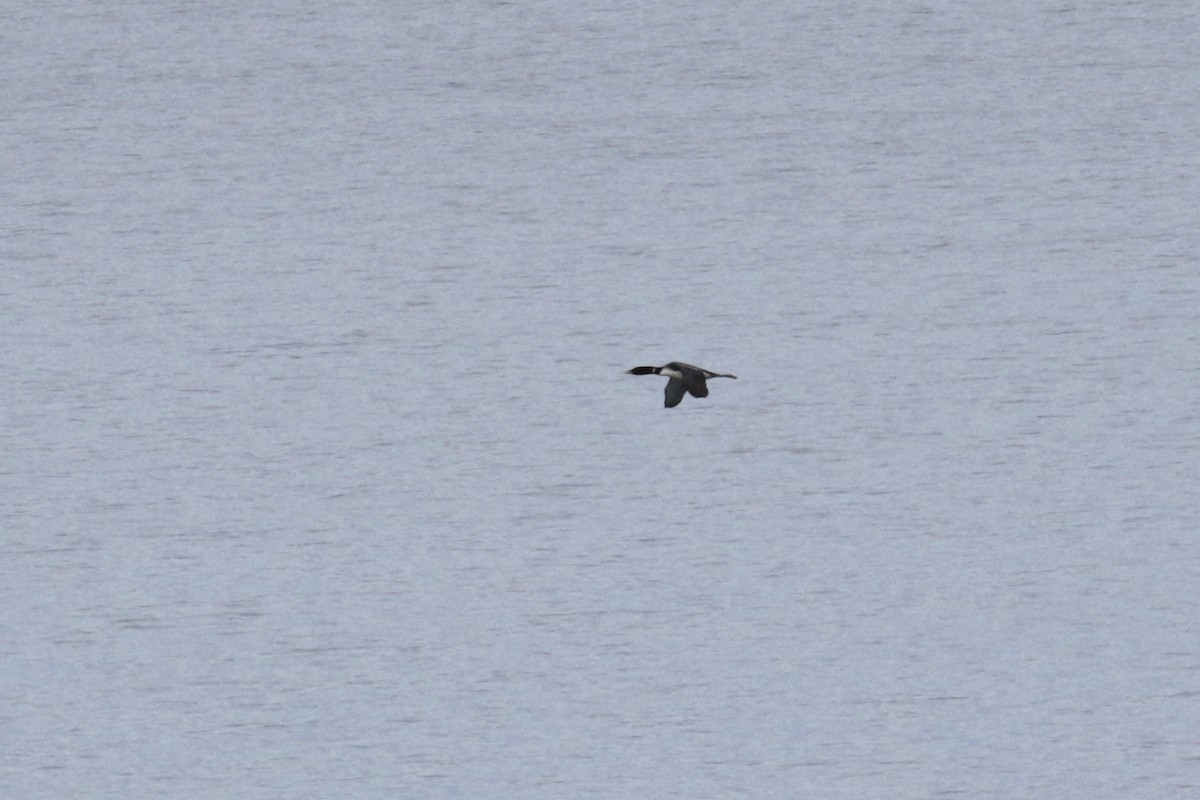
[626,361,737,408]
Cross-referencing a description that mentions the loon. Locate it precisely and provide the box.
[626,361,737,408]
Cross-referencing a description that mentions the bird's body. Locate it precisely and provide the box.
[626,361,737,408]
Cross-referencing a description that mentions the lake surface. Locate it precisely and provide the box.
[4,1,1199,797]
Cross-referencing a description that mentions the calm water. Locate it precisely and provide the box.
[4,1,1199,797]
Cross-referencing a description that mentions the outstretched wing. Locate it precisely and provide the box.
[664,377,687,408]
[687,376,709,398]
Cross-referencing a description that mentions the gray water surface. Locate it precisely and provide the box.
[4,2,1199,798]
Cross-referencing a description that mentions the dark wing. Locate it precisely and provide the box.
[664,377,687,408]
[687,375,709,398]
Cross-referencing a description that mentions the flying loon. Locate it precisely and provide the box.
[626,361,737,408]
